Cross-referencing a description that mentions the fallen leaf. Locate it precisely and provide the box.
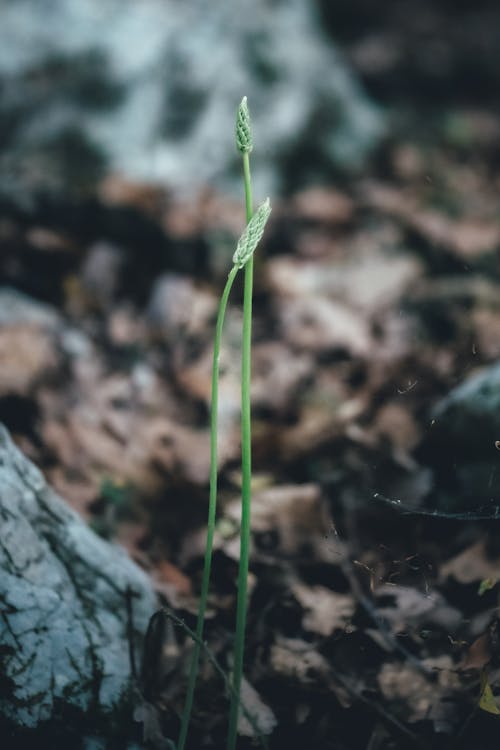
[251,341,313,413]
[291,580,354,636]
[375,585,462,631]
[278,296,372,356]
[155,560,192,597]
[147,274,217,339]
[270,636,331,685]
[225,483,336,559]
[0,324,60,395]
[479,578,497,596]
[463,632,492,671]
[291,187,354,224]
[479,671,500,715]
[440,542,500,585]
[237,677,277,737]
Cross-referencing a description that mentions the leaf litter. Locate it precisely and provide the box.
[3,96,500,750]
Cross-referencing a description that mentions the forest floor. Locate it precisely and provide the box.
[2,4,500,748]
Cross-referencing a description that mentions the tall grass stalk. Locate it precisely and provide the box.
[177,96,270,750]
[177,263,239,750]
[226,105,254,750]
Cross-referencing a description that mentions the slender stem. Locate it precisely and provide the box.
[227,152,253,750]
[177,263,239,750]
[165,609,269,750]
[242,151,253,221]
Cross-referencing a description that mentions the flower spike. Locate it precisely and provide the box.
[233,198,271,269]
[235,96,253,154]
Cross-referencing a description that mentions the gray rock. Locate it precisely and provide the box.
[431,362,500,457]
[424,362,500,510]
[0,0,384,200]
[0,425,157,730]
[0,287,60,329]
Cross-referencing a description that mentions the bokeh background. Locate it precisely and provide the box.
[1,2,500,749]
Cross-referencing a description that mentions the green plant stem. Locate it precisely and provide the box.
[242,151,253,220]
[227,151,253,750]
[177,263,239,750]
[165,609,269,750]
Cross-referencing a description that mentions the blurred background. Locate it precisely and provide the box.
[1,1,500,748]
[1,0,500,199]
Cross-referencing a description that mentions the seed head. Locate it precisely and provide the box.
[235,96,253,154]
[233,198,271,269]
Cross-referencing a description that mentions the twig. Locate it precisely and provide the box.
[341,557,431,676]
[372,492,500,521]
[333,671,426,750]
[165,609,269,750]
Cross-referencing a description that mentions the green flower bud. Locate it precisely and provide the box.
[235,96,253,154]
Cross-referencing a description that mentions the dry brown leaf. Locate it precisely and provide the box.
[463,632,493,671]
[162,188,246,239]
[225,483,337,559]
[0,324,60,394]
[440,541,500,585]
[45,465,98,518]
[237,678,277,738]
[391,144,425,181]
[251,341,313,413]
[267,244,421,316]
[270,636,331,684]
[375,585,462,631]
[361,180,500,259]
[293,229,342,259]
[360,181,418,218]
[26,226,75,253]
[291,580,355,636]
[147,274,217,338]
[43,386,219,498]
[411,213,500,259]
[155,560,192,597]
[378,656,460,725]
[291,187,354,224]
[99,175,166,215]
[108,306,147,346]
[375,402,421,456]
[472,308,500,359]
[278,296,372,356]
[115,521,150,565]
[280,395,365,461]
[137,417,214,485]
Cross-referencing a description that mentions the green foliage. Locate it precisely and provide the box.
[478,577,496,596]
[100,476,131,511]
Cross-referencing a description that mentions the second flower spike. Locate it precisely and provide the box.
[233,198,272,269]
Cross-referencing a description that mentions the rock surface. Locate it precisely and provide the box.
[0,425,157,733]
[0,0,384,201]
[431,362,500,452]
[423,362,500,510]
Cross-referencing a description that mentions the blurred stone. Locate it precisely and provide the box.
[0,0,384,202]
[423,362,500,510]
[0,425,157,734]
[0,287,60,329]
[430,362,500,460]
[80,241,124,309]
